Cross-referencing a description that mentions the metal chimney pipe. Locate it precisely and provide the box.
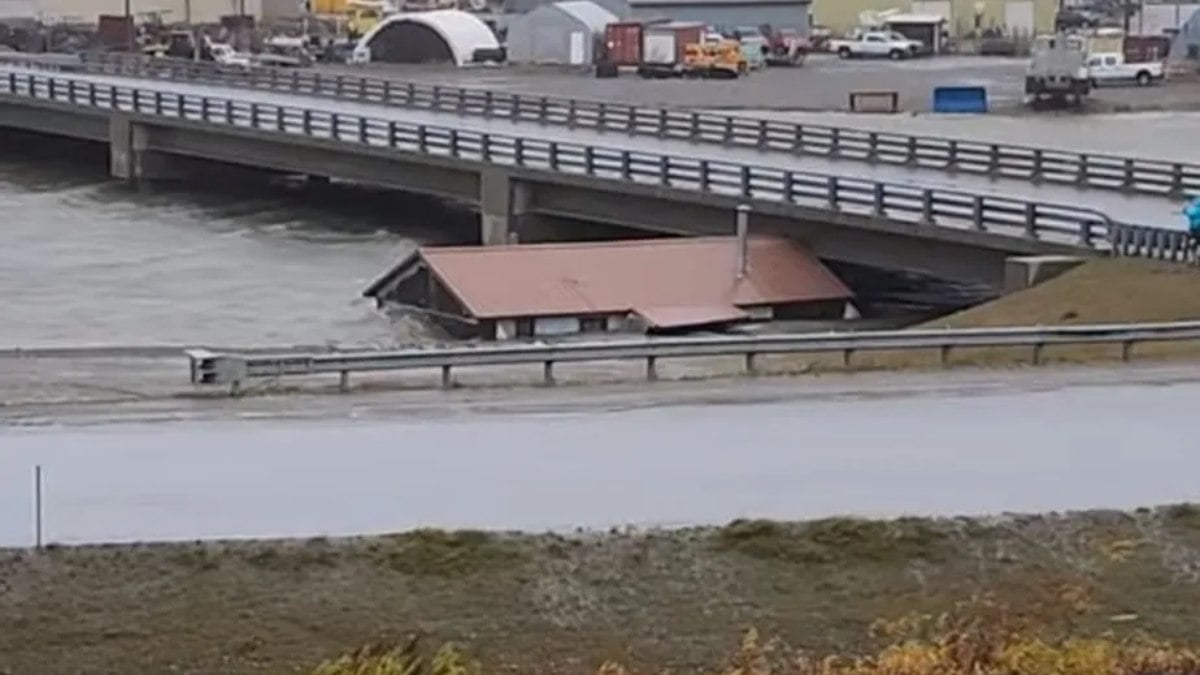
[735,204,750,280]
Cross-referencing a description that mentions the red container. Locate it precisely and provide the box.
[1124,35,1171,63]
[604,21,644,66]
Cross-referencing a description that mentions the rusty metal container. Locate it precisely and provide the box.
[604,21,643,66]
[1124,34,1171,63]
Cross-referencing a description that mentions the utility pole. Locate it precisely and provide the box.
[124,0,134,51]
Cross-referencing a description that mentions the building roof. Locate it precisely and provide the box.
[389,236,850,328]
[355,10,500,66]
[551,0,619,31]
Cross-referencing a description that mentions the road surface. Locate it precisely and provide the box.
[0,64,1184,228]
[2,364,1198,547]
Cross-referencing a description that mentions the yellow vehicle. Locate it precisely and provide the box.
[683,40,747,79]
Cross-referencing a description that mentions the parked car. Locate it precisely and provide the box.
[828,31,922,60]
[1086,51,1165,87]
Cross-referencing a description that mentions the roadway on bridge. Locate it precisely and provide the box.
[1,64,1183,229]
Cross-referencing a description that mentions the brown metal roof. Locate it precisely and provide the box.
[418,236,852,321]
[635,305,751,329]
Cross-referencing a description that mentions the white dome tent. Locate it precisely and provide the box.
[352,10,501,65]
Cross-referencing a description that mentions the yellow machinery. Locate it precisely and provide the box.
[683,39,747,78]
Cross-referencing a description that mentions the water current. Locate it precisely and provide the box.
[0,136,475,349]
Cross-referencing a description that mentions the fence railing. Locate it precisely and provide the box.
[186,320,1200,394]
[7,70,1181,258]
[13,50,1200,199]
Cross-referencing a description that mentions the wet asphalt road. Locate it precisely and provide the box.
[2,363,1198,546]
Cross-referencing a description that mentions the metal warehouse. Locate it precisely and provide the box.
[630,0,811,33]
[811,0,1056,38]
[506,0,618,64]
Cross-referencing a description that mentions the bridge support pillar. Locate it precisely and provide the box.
[479,169,541,245]
[108,114,184,185]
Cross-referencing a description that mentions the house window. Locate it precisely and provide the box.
[516,318,534,337]
[579,317,606,333]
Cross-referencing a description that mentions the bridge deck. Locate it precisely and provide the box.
[1,65,1183,230]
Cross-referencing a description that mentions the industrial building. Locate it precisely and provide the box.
[363,236,854,341]
[353,9,502,64]
[811,0,1056,38]
[506,0,617,64]
[630,0,810,33]
[27,0,298,23]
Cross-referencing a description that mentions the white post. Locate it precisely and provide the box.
[33,465,43,549]
[735,204,751,280]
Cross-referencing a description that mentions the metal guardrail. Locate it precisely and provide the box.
[21,51,1200,199]
[186,320,1200,394]
[6,70,1175,257]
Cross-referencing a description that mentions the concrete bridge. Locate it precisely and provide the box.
[0,60,1191,289]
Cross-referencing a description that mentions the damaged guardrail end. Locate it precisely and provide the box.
[185,348,248,394]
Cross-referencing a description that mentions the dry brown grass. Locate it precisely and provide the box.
[7,505,1200,674]
[761,258,1200,375]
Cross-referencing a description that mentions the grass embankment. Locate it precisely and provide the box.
[6,506,1200,674]
[773,258,1200,374]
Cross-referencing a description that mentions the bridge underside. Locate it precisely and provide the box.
[0,99,1094,289]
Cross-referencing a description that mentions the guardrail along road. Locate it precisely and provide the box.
[187,319,1200,395]
[25,52,1200,203]
[0,55,1189,232]
[0,66,1193,285]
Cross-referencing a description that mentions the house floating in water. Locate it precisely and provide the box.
[363,236,854,341]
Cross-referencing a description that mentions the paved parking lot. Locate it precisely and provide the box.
[341,54,1200,115]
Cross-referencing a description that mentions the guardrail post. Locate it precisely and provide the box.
[906,136,917,165]
[441,365,453,388]
[303,109,312,135]
[1031,149,1044,182]
[645,356,658,381]
[359,117,368,144]
[1024,203,1037,238]
[939,344,952,366]
[418,126,428,153]
[620,152,631,180]
[842,348,854,368]
[1122,158,1135,191]
[515,137,525,165]
[584,147,595,174]
[456,89,467,114]
[626,106,636,133]
[1121,340,1135,362]
[972,196,985,231]
[547,141,557,170]
[946,140,958,171]
[690,111,700,139]
[744,353,757,375]
[538,96,549,120]
[1031,342,1044,365]
[658,109,668,138]
[757,119,768,147]
[448,129,459,156]
[1078,218,1093,247]
[793,125,805,154]
[596,101,607,129]
[405,82,416,105]
[659,155,670,185]
[920,189,934,225]
[782,172,794,204]
[865,131,878,161]
[1170,164,1185,197]
[724,117,734,145]
[543,361,555,385]
[827,176,839,210]
[1076,155,1088,185]
[988,144,1000,175]
[873,183,885,216]
[339,371,350,392]
[740,166,751,197]
[699,160,710,192]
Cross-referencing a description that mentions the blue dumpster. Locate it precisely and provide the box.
[932,86,988,113]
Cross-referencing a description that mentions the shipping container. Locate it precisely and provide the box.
[604,21,643,65]
[1124,35,1171,63]
[644,21,703,65]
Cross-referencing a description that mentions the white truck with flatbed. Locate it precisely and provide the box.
[828,31,922,60]
[1086,52,1166,87]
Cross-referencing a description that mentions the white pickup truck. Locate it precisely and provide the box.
[828,31,922,60]
[1086,52,1166,87]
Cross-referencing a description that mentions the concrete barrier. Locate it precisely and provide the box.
[848,90,899,113]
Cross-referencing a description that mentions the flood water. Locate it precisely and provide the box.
[0,135,474,349]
